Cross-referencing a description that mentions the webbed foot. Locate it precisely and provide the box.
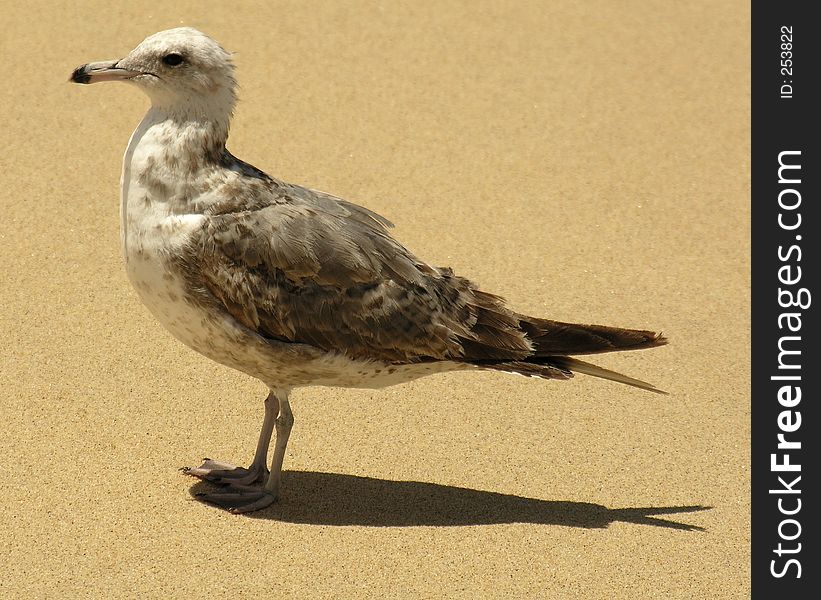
[182,458,269,486]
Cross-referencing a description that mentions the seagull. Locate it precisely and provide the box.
[71,28,667,514]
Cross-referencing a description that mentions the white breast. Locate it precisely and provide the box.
[119,112,213,351]
[117,113,294,381]
[116,112,465,391]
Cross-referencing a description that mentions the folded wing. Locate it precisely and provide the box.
[186,180,534,364]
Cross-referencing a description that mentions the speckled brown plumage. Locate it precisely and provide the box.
[72,27,667,514]
[183,177,665,372]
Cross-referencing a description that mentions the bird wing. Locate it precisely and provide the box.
[184,178,534,364]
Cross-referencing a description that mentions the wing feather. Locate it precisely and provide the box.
[183,177,532,363]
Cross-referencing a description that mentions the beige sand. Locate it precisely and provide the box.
[0,1,749,598]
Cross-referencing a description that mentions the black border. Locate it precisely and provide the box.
[752,2,818,596]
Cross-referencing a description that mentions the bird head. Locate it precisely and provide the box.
[71,27,237,116]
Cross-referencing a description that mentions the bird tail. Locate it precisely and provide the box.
[481,355,667,394]
[550,356,667,394]
[519,318,667,356]
[477,319,668,394]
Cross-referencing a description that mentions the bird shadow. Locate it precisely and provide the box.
[187,470,709,530]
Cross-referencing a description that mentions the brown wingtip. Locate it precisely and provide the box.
[522,319,670,356]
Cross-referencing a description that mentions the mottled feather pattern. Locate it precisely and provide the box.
[72,27,671,515]
[175,166,533,364]
[180,163,665,374]
[112,64,664,385]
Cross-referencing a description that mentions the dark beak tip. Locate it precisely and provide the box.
[70,65,91,84]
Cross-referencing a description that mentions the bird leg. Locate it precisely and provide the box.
[183,390,277,485]
[186,389,294,514]
[263,395,294,499]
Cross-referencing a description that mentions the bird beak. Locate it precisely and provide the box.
[70,60,142,84]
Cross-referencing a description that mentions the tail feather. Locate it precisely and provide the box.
[475,317,668,393]
[456,300,668,392]
[549,356,668,394]
[520,318,667,356]
[481,355,667,394]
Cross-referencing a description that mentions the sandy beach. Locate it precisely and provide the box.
[0,1,749,598]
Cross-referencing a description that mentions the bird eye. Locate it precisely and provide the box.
[162,53,185,66]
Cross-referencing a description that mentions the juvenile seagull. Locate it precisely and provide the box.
[71,28,667,514]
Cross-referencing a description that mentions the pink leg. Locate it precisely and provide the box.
[186,389,294,514]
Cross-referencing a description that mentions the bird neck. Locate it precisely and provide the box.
[144,102,231,164]
[121,104,234,224]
